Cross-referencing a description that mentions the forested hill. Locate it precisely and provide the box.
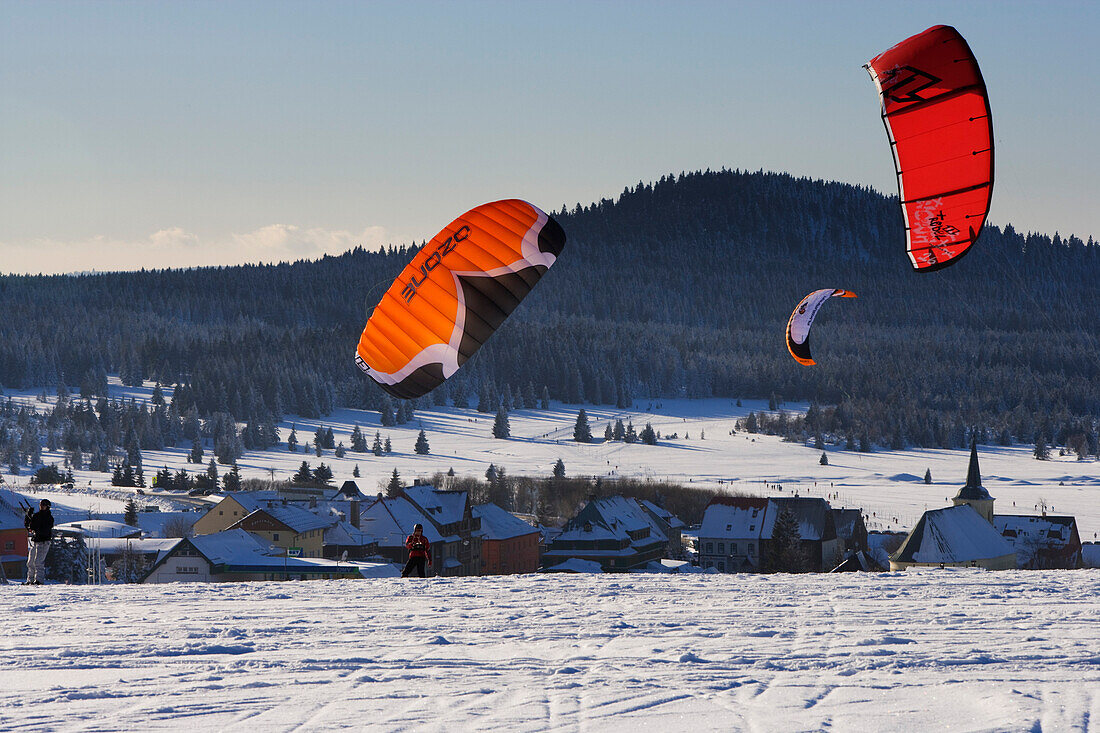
[1,169,1098,450]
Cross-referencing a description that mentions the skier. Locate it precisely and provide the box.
[401,523,431,578]
[24,499,54,585]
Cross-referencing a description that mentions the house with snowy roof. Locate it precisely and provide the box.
[139,529,363,583]
[542,495,675,572]
[358,492,482,576]
[697,495,846,573]
[831,508,868,554]
[993,513,1082,569]
[697,497,768,572]
[472,503,540,574]
[224,503,332,558]
[639,499,686,558]
[192,491,283,535]
[761,497,842,572]
[891,442,1016,571]
[401,485,483,577]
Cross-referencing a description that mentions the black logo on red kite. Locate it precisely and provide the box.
[880,65,941,104]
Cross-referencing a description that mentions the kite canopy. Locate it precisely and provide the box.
[786,289,856,366]
[356,200,565,399]
[866,25,993,272]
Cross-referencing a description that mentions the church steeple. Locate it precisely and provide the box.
[952,439,994,523]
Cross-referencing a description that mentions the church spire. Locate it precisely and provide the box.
[963,438,983,493]
[953,438,994,522]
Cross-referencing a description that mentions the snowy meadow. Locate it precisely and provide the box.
[4,571,1099,731]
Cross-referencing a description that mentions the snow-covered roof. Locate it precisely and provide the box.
[323,520,373,547]
[225,491,283,513]
[86,537,180,555]
[699,497,768,539]
[403,485,467,526]
[358,497,440,547]
[553,523,621,543]
[443,557,462,569]
[994,514,1079,566]
[246,504,332,534]
[639,499,686,529]
[0,495,24,529]
[55,519,142,538]
[190,529,278,565]
[544,558,603,573]
[760,498,835,542]
[894,505,1016,565]
[473,503,539,541]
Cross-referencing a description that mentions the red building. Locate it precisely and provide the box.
[473,503,540,575]
[0,497,29,579]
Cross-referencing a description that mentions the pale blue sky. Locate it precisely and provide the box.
[1,0,1096,273]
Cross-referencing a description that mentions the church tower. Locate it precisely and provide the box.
[952,439,994,523]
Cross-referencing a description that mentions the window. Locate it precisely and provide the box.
[272,533,280,541]
[731,543,737,555]
[3,541,13,551]
[748,543,755,555]
[175,565,199,574]
[752,509,758,518]
[750,525,755,532]
[726,524,732,531]
[717,562,725,572]
[705,542,713,553]
[718,542,725,553]
[219,510,224,515]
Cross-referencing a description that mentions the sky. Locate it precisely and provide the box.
[1,0,1097,274]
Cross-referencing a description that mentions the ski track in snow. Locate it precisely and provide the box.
[3,571,1099,732]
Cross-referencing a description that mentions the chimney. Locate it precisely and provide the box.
[309,496,317,509]
[350,500,361,528]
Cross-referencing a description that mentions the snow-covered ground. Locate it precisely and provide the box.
[3,570,1098,731]
[5,379,1099,542]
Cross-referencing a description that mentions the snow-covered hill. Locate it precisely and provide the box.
[4,379,1100,542]
[3,571,1098,731]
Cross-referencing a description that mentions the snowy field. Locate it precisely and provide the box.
[5,379,1100,541]
[3,570,1098,731]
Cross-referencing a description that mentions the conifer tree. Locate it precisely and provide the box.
[223,463,242,491]
[352,464,360,478]
[123,497,139,526]
[924,468,932,484]
[293,461,313,483]
[613,419,625,441]
[384,437,392,454]
[624,422,638,444]
[492,405,510,439]
[640,423,657,445]
[415,429,430,455]
[540,386,550,411]
[820,452,829,466]
[189,438,203,464]
[386,468,403,497]
[573,409,592,443]
[287,426,299,453]
[372,431,383,456]
[552,458,565,479]
[766,507,808,573]
[335,441,346,458]
[313,463,333,484]
[350,424,367,452]
[603,424,613,441]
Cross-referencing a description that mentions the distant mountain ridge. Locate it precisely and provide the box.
[1,169,1097,450]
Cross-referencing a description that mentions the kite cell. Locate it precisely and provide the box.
[866,25,993,272]
[786,289,857,366]
[356,200,566,399]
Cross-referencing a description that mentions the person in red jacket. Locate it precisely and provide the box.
[402,523,431,578]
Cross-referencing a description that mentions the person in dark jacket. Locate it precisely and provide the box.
[24,499,54,585]
[401,523,431,578]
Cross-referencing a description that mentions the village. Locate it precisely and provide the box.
[2,441,1094,585]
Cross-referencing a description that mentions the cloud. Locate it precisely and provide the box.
[0,224,392,275]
